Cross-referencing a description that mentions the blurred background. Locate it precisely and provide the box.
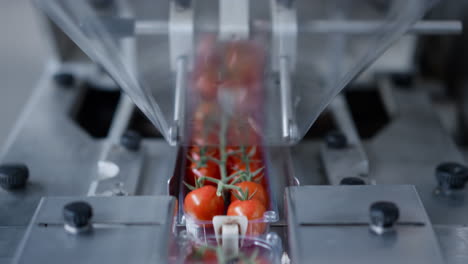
[0,1,49,146]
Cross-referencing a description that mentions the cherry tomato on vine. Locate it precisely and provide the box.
[227,158,265,185]
[226,120,262,146]
[187,159,220,187]
[227,199,267,235]
[188,146,219,162]
[224,42,263,85]
[230,181,269,208]
[191,102,220,145]
[196,34,220,65]
[194,69,219,99]
[184,186,224,221]
[226,146,262,162]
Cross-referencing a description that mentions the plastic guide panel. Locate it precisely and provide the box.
[36,0,438,146]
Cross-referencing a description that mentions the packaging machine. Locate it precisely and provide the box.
[1,0,468,263]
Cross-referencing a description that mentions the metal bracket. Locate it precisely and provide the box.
[169,0,194,71]
[271,0,297,72]
[219,0,250,40]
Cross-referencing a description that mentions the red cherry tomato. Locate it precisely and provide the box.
[194,70,219,99]
[191,102,220,145]
[230,181,269,208]
[196,34,220,65]
[186,146,221,187]
[227,156,265,185]
[184,186,224,221]
[187,160,220,187]
[224,42,263,85]
[227,199,267,235]
[188,146,219,162]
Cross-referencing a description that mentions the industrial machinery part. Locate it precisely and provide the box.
[1,0,468,263]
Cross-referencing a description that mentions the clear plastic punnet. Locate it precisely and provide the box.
[178,145,279,240]
[177,231,283,264]
[36,0,438,146]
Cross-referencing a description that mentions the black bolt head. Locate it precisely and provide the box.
[325,131,348,149]
[436,162,468,190]
[63,201,93,228]
[370,201,399,229]
[53,72,75,87]
[0,164,29,190]
[340,177,366,185]
[121,130,142,151]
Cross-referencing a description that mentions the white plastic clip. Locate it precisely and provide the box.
[213,216,248,258]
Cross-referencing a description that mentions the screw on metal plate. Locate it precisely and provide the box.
[0,163,29,191]
[120,130,142,151]
[369,201,399,235]
[434,162,468,196]
[63,201,93,235]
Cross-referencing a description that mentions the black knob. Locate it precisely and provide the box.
[0,164,29,190]
[121,130,142,151]
[63,201,93,229]
[325,131,348,149]
[340,177,366,185]
[53,72,75,87]
[436,162,468,190]
[370,201,399,233]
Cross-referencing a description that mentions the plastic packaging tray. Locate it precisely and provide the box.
[177,146,279,241]
[177,231,283,264]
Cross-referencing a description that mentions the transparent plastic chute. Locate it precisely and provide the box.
[35,0,438,146]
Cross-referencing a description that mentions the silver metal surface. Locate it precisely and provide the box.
[366,87,468,226]
[13,196,176,264]
[0,64,178,263]
[435,226,468,264]
[0,1,50,147]
[286,185,445,264]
